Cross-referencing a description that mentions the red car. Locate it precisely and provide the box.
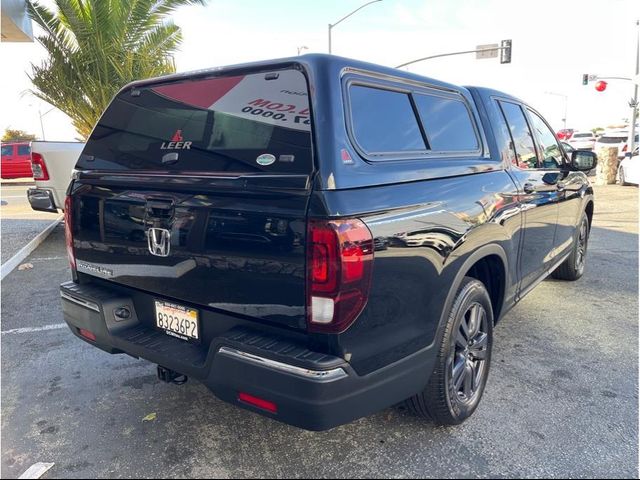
[1,142,33,179]
[556,129,574,141]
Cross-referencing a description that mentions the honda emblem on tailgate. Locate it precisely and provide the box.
[147,228,171,257]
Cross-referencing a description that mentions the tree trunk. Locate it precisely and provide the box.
[595,147,619,185]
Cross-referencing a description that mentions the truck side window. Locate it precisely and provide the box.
[498,101,539,169]
[17,145,31,156]
[413,94,479,152]
[527,110,564,169]
[349,85,425,154]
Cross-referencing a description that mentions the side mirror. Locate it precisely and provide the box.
[571,150,597,171]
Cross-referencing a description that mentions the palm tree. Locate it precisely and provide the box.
[28,0,206,139]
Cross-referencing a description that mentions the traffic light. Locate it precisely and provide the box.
[595,80,608,92]
[582,74,589,85]
[500,39,512,64]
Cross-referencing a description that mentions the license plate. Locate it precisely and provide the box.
[154,300,199,342]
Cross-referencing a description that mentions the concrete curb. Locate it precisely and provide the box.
[0,215,63,281]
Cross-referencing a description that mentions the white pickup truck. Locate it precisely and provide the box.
[28,141,84,212]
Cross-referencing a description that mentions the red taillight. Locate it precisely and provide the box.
[238,392,278,414]
[64,196,76,271]
[30,152,49,180]
[622,144,628,152]
[78,328,96,342]
[307,219,374,333]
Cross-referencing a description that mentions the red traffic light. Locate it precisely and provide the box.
[595,80,608,92]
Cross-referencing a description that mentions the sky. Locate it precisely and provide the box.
[0,0,638,141]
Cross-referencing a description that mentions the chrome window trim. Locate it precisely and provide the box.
[342,74,484,162]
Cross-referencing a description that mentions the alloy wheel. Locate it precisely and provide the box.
[449,302,489,405]
[575,217,589,272]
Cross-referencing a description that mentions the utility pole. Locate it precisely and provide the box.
[628,19,639,158]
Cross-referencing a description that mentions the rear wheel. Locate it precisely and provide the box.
[619,166,628,186]
[551,212,589,281]
[406,277,493,425]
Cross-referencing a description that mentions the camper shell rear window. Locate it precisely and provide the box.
[78,69,313,175]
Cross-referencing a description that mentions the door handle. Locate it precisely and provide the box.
[557,181,566,191]
[523,183,535,194]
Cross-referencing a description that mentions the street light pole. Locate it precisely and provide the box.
[328,0,382,54]
[38,107,55,141]
[395,44,511,69]
[38,109,45,140]
[545,91,568,130]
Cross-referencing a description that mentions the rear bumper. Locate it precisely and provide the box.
[60,281,433,431]
[28,188,58,213]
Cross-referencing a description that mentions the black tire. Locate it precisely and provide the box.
[406,277,493,425]
[551,212,590,281]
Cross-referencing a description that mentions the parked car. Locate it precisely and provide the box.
[557,128,574,140]
[620,133,639,159]
[567,131,596,150]
[618,146,640,185]
[59,54,596,431]
[1,142,33,179]
[595,131,630,159]
[28,141,85,212]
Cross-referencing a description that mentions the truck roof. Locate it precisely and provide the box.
[121,53,471,97]
[463,85,525,105]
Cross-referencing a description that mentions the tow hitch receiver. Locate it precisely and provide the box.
[157,365,188,385]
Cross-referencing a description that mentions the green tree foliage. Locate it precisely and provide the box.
[27,0,206,140]
[2,129,37,142]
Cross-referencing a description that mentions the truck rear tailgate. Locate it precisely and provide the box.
[70,66,314,330]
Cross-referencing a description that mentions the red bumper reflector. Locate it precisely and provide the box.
[78,328,96,342]
[238,392,278,414]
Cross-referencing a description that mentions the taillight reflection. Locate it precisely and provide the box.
[64,196,76,271]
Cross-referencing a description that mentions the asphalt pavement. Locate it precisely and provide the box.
[0,185,638,478]
[1,181,60,264]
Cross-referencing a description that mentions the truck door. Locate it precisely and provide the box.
[497,100,560,296]
[526,108,583,259]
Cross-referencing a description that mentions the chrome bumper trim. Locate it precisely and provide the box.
[60,291,100,312]
[218,347,348,382]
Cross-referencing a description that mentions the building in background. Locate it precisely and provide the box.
[1,0,33,42]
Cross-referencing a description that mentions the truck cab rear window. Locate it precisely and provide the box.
[78,69,312,175]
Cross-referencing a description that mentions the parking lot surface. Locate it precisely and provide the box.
[1,185,638,479]
[1,183,60,263]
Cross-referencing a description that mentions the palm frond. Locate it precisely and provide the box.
[27,0,208,140]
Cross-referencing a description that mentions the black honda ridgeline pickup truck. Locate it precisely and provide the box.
[60,54,596,430]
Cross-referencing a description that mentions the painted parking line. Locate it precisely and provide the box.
[1,323,67,335]
[0,212,59,217]
[29,256,67,262]
[18,462,55,479]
